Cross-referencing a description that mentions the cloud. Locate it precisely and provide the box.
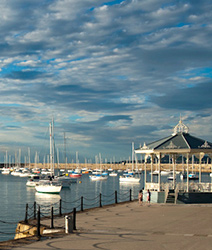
[151,81,212,111]
[0,0,212,162]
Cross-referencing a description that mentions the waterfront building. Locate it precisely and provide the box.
[135,119,212,203]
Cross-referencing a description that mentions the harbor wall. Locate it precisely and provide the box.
[3,163,212,173]
[177,192,212,204]
[143,190,212,204]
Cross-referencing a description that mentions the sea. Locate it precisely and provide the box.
[0,170,211,242]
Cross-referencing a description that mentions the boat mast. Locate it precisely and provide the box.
[132,142,134,171]
[50,118,55,176]
[64,132,67,170]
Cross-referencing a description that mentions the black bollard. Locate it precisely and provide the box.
[34,202,36,220]
[25,203,28,223]
[99,193,102,207]
[115,190,118,204]
[59,199,62,216]
[37,206,41,238]
[130,189,132,201]
[51,206,54,229]
[81,196,83,211]
[73,208,76,230]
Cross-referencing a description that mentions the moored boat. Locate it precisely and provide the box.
[35,180,62,194]
[119,174,140,183]
[89,174,108,181]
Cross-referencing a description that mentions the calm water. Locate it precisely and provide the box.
[0,171,211,242]
[0,171,144,242]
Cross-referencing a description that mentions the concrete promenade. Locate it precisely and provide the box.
[2,201,212,250]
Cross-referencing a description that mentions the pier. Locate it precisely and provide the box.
[1,201,212,250]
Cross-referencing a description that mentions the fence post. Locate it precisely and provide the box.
[73,208,76,230]
[115,191,118,204]
[99,193,102,207]
[130,189,132,201]
[51,206,54,229]
[34,202,36,220]
[25,203,28,223]
[81,196,83,211]
[37,206,41,238]
[59,199,62,216]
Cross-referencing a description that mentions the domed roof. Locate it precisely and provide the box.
[135,119,212,154]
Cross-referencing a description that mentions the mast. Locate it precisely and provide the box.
[132,142,134,171]
[49,119,54,176]
[28,147,30,169]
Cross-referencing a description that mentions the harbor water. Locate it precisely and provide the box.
[0,170,211,242]
[0,171,144,242]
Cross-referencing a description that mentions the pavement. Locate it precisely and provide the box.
[1,201,212,250]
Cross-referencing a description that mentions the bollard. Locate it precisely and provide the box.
[34,202,36,220]
[37,206,41,238]
[81,196,83,211]
[115,190,118,204]
[65,215,73,233]
[59,199,62,216]
[73,208,76,230]
[25,203,28,223]
[99,193,102,207]
[51,206,54,229]
[129,189,132,201]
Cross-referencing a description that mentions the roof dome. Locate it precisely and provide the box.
[173,118,189,135]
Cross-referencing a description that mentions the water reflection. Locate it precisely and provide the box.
[35,192,61,206]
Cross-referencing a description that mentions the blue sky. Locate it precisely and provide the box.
[0,0,212,164]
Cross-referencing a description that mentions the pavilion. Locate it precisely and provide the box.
[135,119,212,203]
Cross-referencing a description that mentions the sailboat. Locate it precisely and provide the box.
[119,142,140,183]
[35,119,62,194]
[89,153,108,181]
[54,134,72,187]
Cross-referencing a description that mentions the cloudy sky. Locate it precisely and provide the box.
[0,0,212,164]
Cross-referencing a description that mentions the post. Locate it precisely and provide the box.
[73,208,76,230]
[158,153,161,192]
[115,190,118,204]
[81,196,83,211]
[65,215,73,233]
[51,206,54,229]
[144,159,147,188]
[37,206,41,238]
[34,202,36,220]
[150,155,153,183]
[59,199,62,216]
[25,203,28,223]
[129,189,132,201]
[186,153,189,192]
[99,193,102,207]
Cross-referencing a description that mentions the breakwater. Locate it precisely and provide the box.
[2,162,212,172]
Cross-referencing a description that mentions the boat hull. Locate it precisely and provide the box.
[35,183,62,194]
[119,176,140,183]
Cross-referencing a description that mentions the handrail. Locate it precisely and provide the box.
[164,184,169,203]
[174,184,179,204]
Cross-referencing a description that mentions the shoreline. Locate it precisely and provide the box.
[3,162,212,173]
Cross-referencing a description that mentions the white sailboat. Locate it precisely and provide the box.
[119,142,140,183]
[89,153,108,181]
[35,119,62,194]
[2,151,10,175]
[2,168,10,175]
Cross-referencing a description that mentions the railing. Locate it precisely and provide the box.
[23,189,135,238]
[174,184,179,204]
[164,184,169,203]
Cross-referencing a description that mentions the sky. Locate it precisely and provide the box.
[0,0,212,164]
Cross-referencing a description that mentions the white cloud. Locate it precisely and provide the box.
[0,0,212,161]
